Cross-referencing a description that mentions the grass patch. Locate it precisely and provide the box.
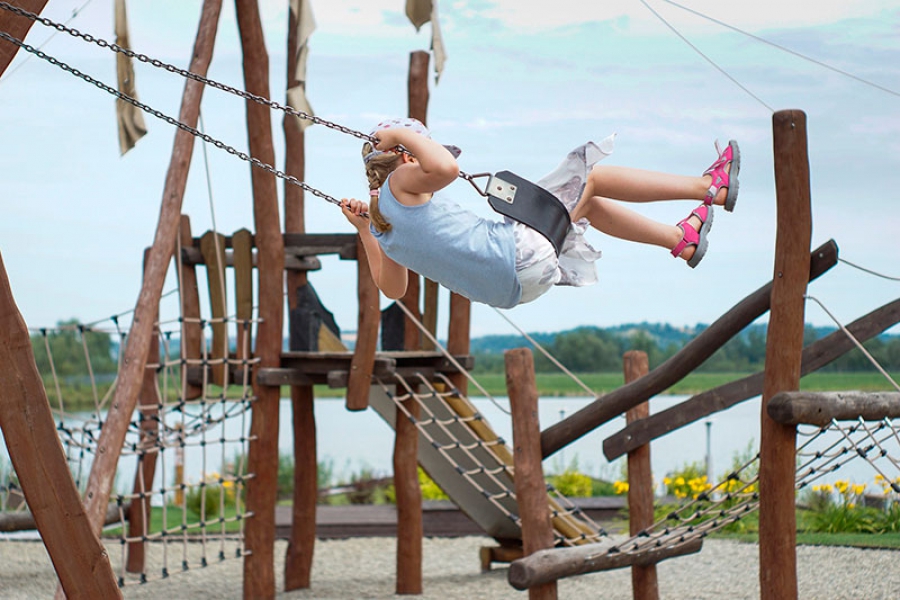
[103,505,245,538]
[314,371,899,398]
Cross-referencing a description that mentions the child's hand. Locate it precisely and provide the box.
[341,198,370,231]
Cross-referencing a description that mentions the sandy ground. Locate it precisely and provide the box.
[2,535,899,599]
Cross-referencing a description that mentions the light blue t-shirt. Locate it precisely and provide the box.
[371,175,522,308]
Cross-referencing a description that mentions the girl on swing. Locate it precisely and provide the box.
[341,118,739,309]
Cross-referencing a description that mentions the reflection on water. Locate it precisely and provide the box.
[0,395,889,500]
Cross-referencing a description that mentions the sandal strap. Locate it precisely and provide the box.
[671,218,699,258]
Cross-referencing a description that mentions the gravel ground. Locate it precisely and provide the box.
[2,536,899,599]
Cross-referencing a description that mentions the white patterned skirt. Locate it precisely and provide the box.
[511,134,615,305]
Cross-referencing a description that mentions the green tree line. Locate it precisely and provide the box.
[471,324,900,374]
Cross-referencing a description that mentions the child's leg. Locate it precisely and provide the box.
[579,165,715,204]
[575,196,703,262]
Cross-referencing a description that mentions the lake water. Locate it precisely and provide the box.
[1,394,891,500]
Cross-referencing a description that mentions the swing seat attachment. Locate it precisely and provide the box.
[486,171,571,256]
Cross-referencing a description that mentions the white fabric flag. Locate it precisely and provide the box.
[405,0,447,83]
[288,0,316,130]
[114,0,147,154]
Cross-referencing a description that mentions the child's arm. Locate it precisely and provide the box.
[341,199,408,299]
[374,128,459,201]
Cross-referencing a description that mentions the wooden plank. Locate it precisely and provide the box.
[200,230,229,386]
[623,351,658,600]
[285,387,317,591]
[508,537,703,591]
[541,239,839,460]
[232,228,254,364]
[0,0,49,76]
[0,252,121,598]
[347,236,379,411]
[78,0,223,548]
[506,348,557,600]
[603,296,900,460]
[759,109,811,600]
[181,245,321,271]
[234,1,286,597]
[768,391,900,426]
[178,215,203,400]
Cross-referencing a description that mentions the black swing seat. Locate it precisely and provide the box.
[486,170,571,256]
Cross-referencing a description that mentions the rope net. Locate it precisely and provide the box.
[0,309,258,587]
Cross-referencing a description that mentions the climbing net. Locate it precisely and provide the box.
[0,305,259,587]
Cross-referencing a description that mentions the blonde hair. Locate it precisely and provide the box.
[362,141,402,233]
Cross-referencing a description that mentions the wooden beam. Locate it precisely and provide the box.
[603,296,900,460]
[541,239,839,459]
[506,348,557,600]
[235,0,286,596]
[0,0,49,76]
[78,0,223,542]
[768,391,900,426]
[0,251,121,598]
[232,228,254,365]
[759,109,811,600]
[508,537,703,591]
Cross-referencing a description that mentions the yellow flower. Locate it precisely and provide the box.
[852,484,866,496]
[835,480,849,494]
[663,477,672,487]
[613,481,629,495]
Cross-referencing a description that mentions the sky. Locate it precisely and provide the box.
[1,0,899,341]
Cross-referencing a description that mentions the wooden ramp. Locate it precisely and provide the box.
[367,378,603,546]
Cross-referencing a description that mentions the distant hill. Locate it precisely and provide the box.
[468,322,874,355]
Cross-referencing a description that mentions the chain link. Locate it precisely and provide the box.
[0,1,491,198]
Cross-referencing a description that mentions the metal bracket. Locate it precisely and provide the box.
[487,175,518,204]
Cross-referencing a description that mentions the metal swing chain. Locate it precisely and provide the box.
[0,1,493,199]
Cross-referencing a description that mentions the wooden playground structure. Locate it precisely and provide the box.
[2,3,900,600]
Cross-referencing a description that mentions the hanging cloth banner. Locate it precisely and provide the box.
[405,0,446,83]
[114,0,147,154]
[287,0,316,131]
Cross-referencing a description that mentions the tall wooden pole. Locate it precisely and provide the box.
[506,348,557,600]
[78,0,223,538]
[391,49,432,596]
[0,0,48,75]
[0,252,121,599]
[234,1,286,598]
[282,4,316,591]
[623,351,658,600]
[759,109,811,599]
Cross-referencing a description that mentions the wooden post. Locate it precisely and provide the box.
[347,237,379,411]
[0,252,121,599]
[235,1,286,597]
[126,250,163,574]
[759,109,812,600]
[447,293,471,395]
[407,50,438,350]
[282,3,316,590]
[394,389,423,594]
[77,0,223,541]
[506,348,557,600]
[623,351,658,600]
[0,0,49,75]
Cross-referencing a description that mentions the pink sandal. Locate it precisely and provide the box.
[703,140,740,212]
[671,204,713,268]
